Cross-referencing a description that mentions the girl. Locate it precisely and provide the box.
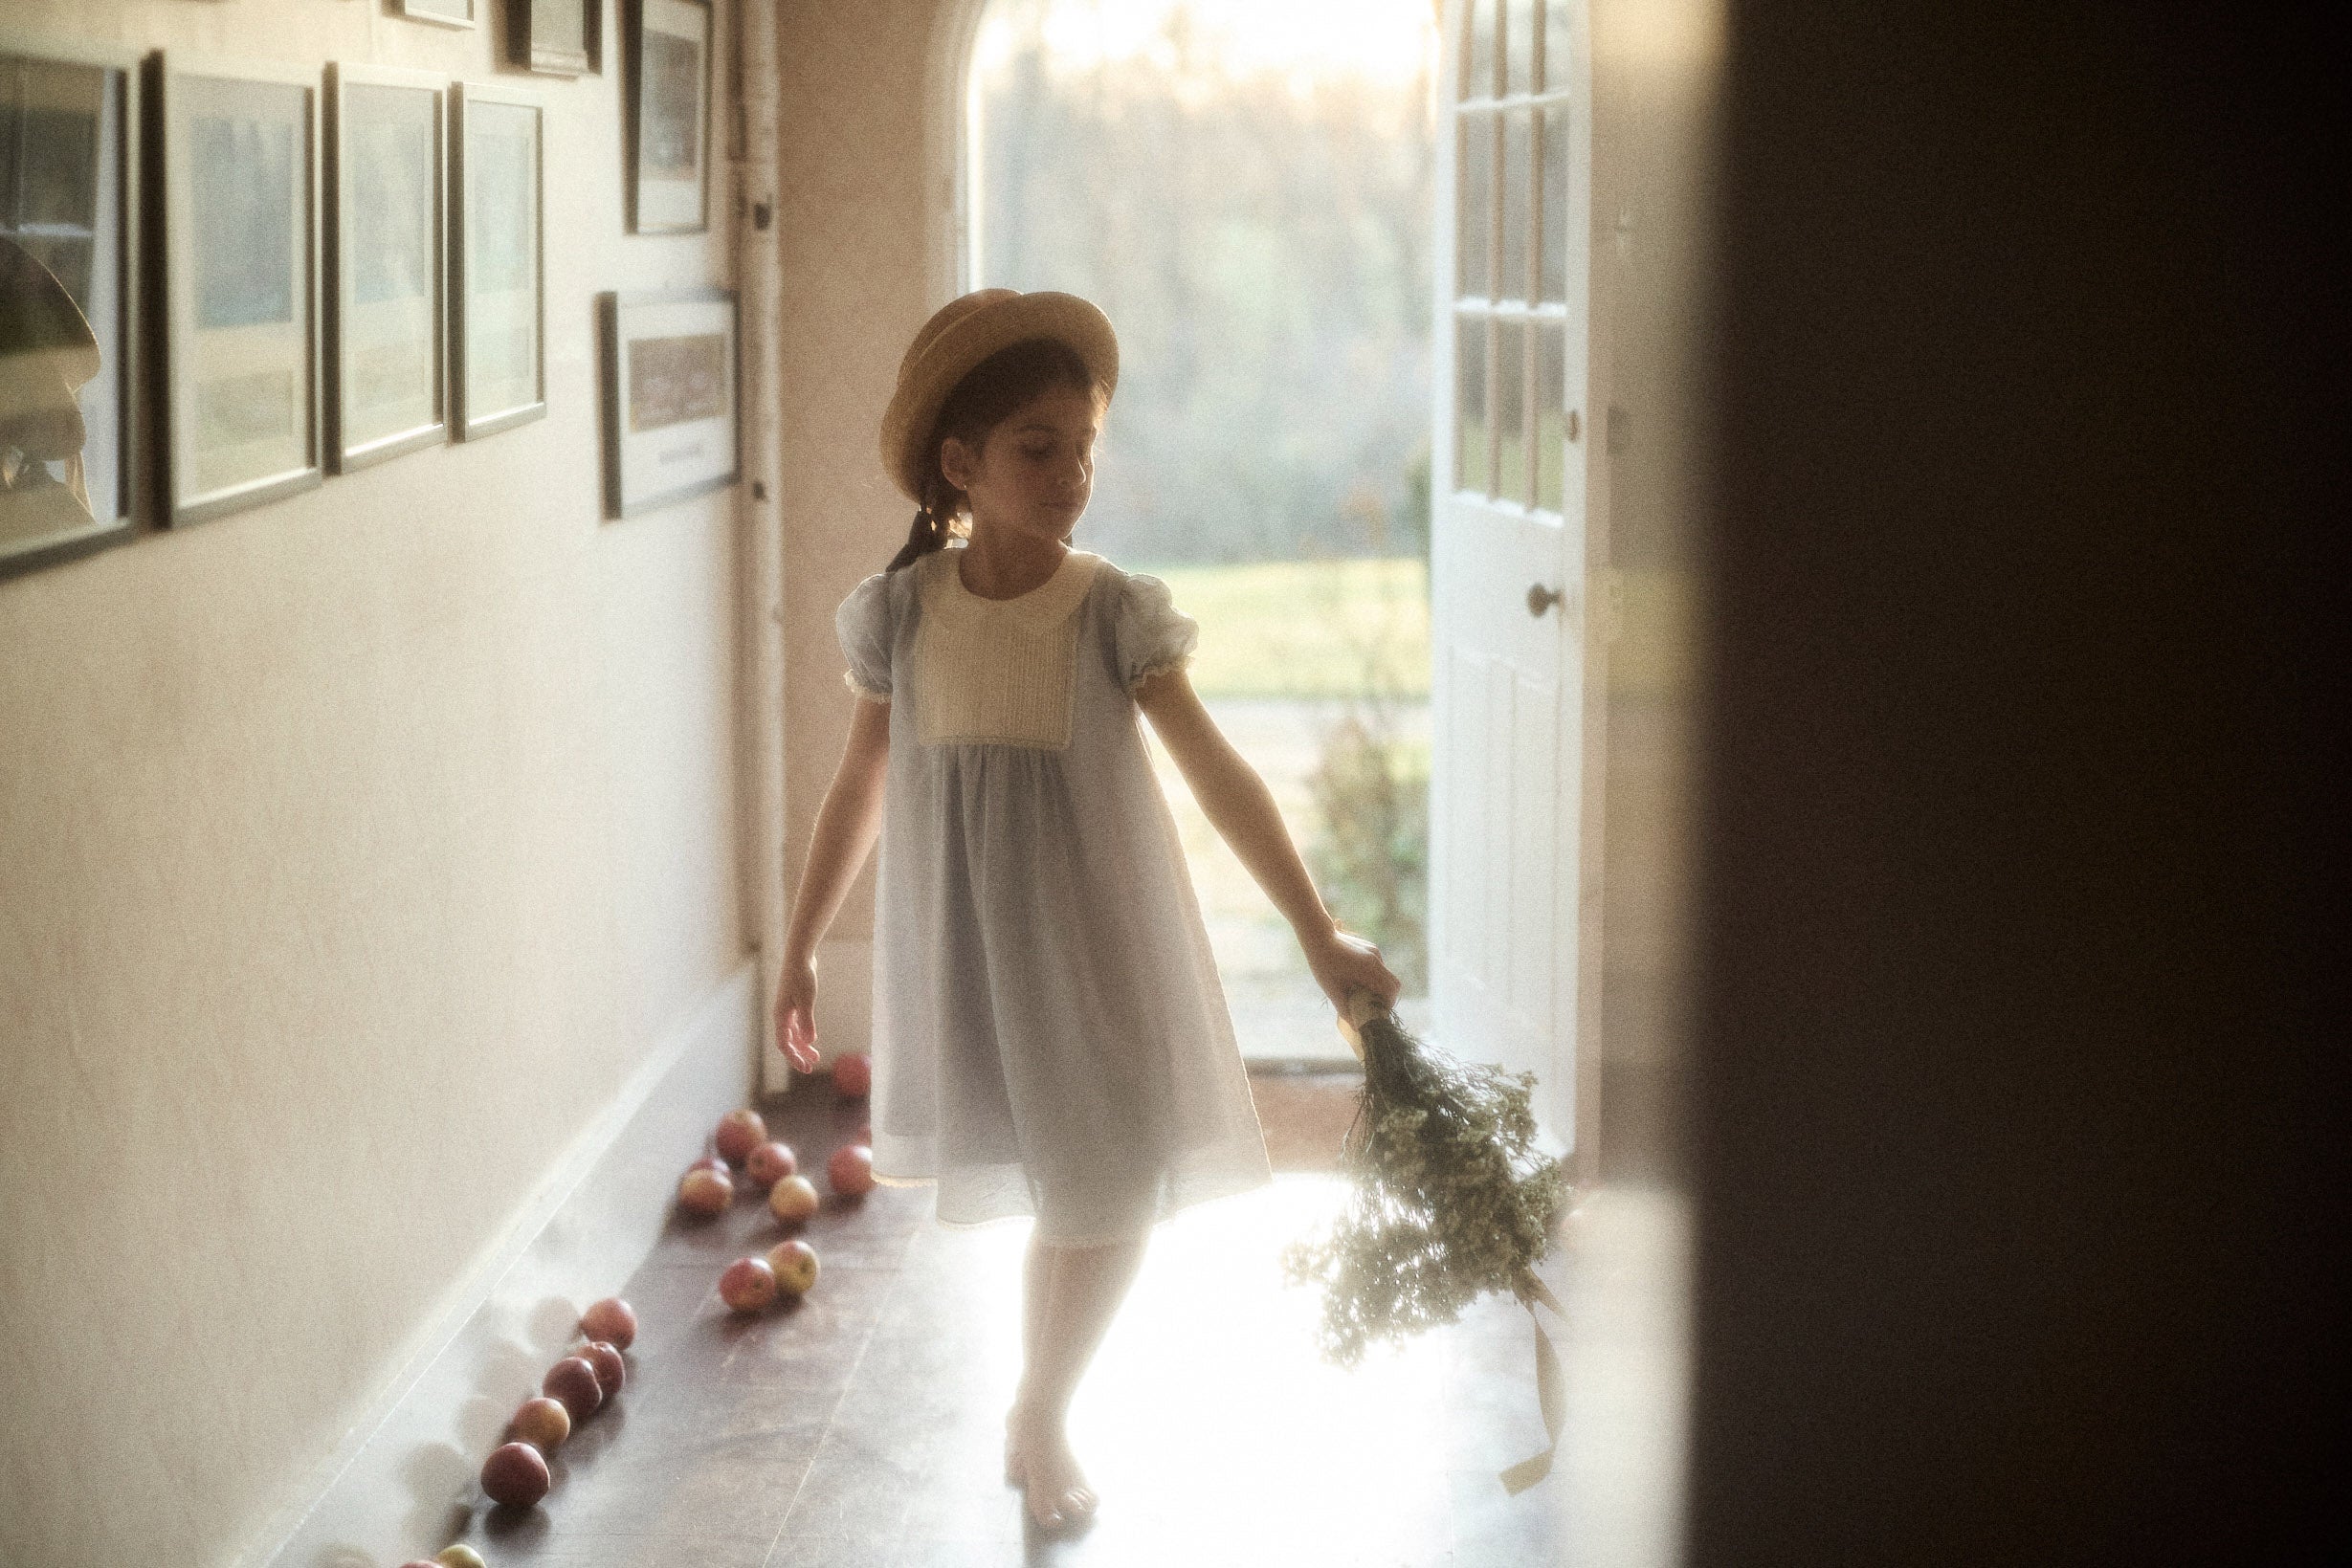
[771,288,1402,1532]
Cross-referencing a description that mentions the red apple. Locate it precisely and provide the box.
[508,1396,570,1452]
[687,1155,728,1176]
[745,1140,797,1185]
[831,1051,872,1098]
[767,1173,819,1224]
[543,1356,603,1421]
[579,1339,626,1398]
[715,1108,766,1163]
[480,1440,550,1507]
[678,1166,733,1217]
[435,1550,489,1568]
[719,1256,778,1313]
[581,1295,637,1350]
[766,1238,820,1295]
[828,1143,876,1196]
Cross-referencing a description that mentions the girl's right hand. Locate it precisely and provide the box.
[772,954,820,1072]
[1302,924,1404,1018]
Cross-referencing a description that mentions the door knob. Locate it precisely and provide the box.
[1526,583,1564,617]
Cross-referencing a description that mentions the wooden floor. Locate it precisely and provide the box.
[445,1074,1566,1568]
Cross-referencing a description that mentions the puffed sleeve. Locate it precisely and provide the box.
[1112,570,1200,696]
[835,570,894,702]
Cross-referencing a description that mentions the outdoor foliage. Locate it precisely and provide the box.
[1304,712,1429,993]
[975,0,1434,564]
[1133,555,1432,993]
[1131,556,1429,699]
[1293,542,1431,991]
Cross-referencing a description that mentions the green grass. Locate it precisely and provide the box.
[1125,557,1432,701]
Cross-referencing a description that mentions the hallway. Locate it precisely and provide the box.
[438,1082,1564,1568]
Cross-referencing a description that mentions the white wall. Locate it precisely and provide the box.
[0,4,745,1564]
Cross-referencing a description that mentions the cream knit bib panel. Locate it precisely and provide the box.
[912,546,1103,750]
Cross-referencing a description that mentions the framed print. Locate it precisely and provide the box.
[448,81,544,440]
[625,0,709,233]
[2,35,143,579]
[395,0,476,27]
[325,63,445,471]
[511,0,600,78]
[598,289,736,518]
[157,54,322,526]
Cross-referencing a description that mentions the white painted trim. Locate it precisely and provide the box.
[735,0,790,1101]
[240,963,761,1568]
[928,0,991,299]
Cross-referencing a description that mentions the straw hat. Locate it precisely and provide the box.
[878,288,1119,503]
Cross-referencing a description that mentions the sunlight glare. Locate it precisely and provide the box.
[975,0,1436,91]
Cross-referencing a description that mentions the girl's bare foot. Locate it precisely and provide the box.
[1008,1407,1097,1529]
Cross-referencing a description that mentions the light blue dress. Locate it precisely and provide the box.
[835,541,1272,1245]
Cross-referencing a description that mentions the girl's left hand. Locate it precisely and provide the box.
[1301,924,1404,1017]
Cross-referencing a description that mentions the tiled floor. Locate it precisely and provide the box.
[442,1077,1566,1568]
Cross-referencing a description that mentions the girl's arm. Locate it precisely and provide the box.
[1134,668,1404,1013]
[772,696,892,1070]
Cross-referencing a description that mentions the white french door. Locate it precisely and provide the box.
[1430,0,1590,1146]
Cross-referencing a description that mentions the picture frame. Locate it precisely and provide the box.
[510,0,601,78]
[598,289,736,519]
[324,62,446,471]
[156,53,322,526]
[2,33,144,579]
[625,0,709,234]
[394,0,477,29]
[448,80,544,440]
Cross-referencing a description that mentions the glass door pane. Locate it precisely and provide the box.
[1456,112,1492,299]
[1540,105,1567,302]
[1537,320,1566,511]
[1455,316,1489,495]
[1495,317,1526,504]
[1542,0,1574,93]
[1504,0,1534,98]
[1500,109,1529,302]
[1465,0,1497,100]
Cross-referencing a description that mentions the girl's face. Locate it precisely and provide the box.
[940,382,1101,544]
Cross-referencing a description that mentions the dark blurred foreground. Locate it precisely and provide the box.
[1680,4,2345,1563]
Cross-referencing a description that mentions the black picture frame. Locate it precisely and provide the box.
[324,62,447,472]
[598,288,737,519]
[1,33,144,580]
[510,0,601,78]
[155,51,323,527]
[624,0,710,234]
[448,80,544,440]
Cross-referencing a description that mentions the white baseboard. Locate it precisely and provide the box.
[241,962,761,1568]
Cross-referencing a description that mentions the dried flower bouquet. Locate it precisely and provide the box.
[1283,988,1574,1491]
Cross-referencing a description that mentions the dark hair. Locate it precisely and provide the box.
[884,336,1105,573]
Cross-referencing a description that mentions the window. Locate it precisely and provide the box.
[1452,0,1573,513]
